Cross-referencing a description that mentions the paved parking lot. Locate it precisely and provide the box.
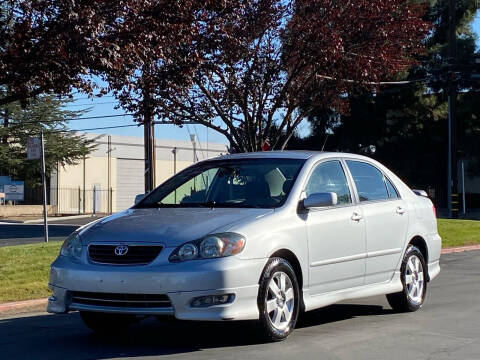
[0,251,478,360]
[0,216,102,246]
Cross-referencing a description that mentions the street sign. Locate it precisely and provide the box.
[27,137,42,160]
[4,184,24,201]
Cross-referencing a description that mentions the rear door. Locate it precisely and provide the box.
[345,160,409,284]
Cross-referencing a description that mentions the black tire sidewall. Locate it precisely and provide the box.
[400,246,427,311]
[257,258,300,341]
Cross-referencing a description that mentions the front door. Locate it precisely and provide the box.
[304,160,367,295]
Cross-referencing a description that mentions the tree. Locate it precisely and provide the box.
[0,0,233,106]
[112,0,430,152]
[0,93,95,186]
[289,0,480,208]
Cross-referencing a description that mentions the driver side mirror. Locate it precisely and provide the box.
[134,193,147,205]
[303,192,338,209]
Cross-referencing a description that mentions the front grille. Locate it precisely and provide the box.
[71,291,172,308]
[88,244,163,265]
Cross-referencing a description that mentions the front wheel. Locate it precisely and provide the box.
[386,245,427,312]
[257,258,300,342]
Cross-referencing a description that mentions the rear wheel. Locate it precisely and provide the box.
[80,311,136,334]
[257,258,300,342]
[386,245,427,312]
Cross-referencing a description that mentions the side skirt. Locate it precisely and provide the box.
[302,272,403,312]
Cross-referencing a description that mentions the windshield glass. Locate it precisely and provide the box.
[135,158,306,209]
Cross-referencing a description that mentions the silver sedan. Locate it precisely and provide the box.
[48,151,441,341]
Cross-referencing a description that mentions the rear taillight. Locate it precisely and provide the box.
[432,205,437,218]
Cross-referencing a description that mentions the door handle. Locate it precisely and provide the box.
[351,212,363,222]
[396,207,406,215]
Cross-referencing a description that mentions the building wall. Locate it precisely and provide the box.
[54,133,228,213]
[56,156,118,213]
[155,160,192,186]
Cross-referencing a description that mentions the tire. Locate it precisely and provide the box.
[386,245,427,312]
[257,257,300,342]
[80,311,136,334]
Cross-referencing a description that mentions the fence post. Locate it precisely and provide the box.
[78,187,81,215]
[110,187,113,214]
[93,186,96,215]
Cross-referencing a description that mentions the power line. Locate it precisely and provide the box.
[65,95,117,100]
[65,101,118,107]
[6,113,135,126]
[49,124,139,133]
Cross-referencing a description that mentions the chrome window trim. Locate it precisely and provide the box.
[342,158,403,204]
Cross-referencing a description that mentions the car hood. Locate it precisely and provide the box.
[79,207,273,247]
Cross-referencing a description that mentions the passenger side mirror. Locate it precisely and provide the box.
[412,189,428,197]
[303,192,338,209]
[134,193,147,205]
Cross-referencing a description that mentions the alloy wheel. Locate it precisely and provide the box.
[405,254,424,305]
[265,271,295,330]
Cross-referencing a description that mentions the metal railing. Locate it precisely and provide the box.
[22,187,114,215]
[55,187,114,214]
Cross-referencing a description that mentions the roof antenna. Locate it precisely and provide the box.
[321,134,329,151]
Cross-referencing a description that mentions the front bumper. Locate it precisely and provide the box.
[47,255,266,321]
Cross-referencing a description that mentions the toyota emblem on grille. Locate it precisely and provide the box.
[114,245,129,256]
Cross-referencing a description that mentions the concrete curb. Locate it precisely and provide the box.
[1,245,479,315]
[441,244,480,254]
[24,215,100,224]
[0,298,47,314]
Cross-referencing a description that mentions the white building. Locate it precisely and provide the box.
[50,133,228,214]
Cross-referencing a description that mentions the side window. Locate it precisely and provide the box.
[385,177,399,199]
[305,161,352,205]
[346,161,389,202]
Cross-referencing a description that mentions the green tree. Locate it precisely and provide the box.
[0,93,95,186]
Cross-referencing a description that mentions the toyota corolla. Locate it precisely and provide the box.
[48,151,441,341]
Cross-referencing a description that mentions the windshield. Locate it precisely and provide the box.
[135,158,306,209]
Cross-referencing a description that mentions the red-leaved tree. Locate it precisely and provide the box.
[113,0,430,152]
[0,0,231,106]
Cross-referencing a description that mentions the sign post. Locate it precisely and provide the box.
[28,134,48,242]
[40,132,48,242]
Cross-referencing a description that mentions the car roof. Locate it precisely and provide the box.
[212,150,370,161]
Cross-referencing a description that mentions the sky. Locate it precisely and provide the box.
[66,10,480,146]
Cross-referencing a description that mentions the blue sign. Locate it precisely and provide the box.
[0,177,25,201]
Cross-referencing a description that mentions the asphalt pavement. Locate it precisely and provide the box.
[0,251,479,360]
[0,216,102,246]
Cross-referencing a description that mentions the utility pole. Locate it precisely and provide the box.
[142,85,155,194]
[447,0,458,219]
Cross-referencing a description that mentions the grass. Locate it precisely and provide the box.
[0,219,479,304]
[0,242,62,303]
[437,218,480,248]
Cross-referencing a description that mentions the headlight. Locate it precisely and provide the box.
[169,233,246,262]
[60,232,83,259]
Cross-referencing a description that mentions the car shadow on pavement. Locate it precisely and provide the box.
[297,303,395,328]
[0,304,394,360]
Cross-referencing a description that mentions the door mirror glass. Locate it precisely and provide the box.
[303,192,338,209]
[134,193,147,205]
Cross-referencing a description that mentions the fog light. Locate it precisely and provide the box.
[191,294,234,308]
